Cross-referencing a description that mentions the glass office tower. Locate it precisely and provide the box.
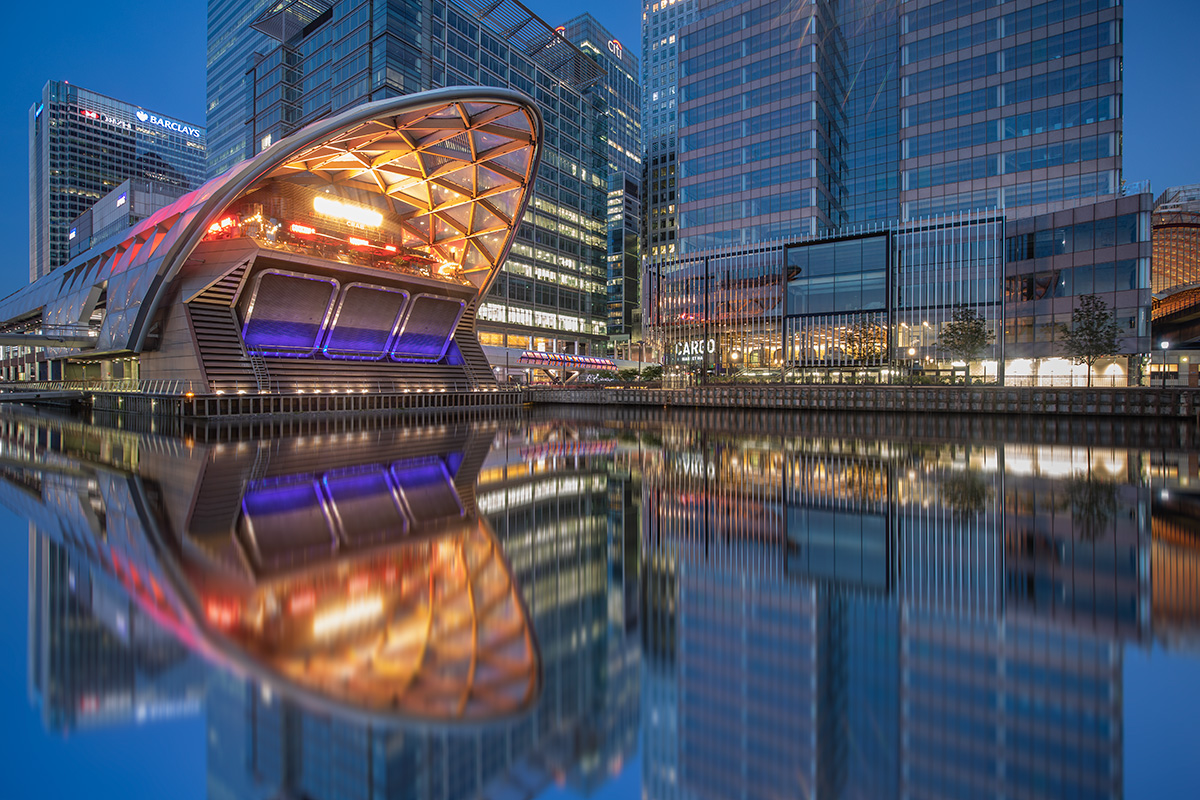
[641,0,699,263]
[28,80,207,281]
[669,0,1125,252]
[899,0,1124,221]
[207,0,612,360]
[562,14,645,344]
[649,0,1142,386]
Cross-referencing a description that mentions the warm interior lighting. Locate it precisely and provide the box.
[312,597,384,638]
[206,216,236,235]
[313,196,383,227]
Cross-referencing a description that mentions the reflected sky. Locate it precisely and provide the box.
[0,406,1198,799]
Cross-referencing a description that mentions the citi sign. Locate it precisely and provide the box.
[135,109,202,139]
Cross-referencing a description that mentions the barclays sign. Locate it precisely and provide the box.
[135,109,202,139]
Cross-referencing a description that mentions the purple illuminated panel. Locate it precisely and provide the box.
[239,477,335,571]
[322,467,409,546]
[391,457,463,522]
[389,294,466,362]
[322,284,409,360]
[243,270,338,356]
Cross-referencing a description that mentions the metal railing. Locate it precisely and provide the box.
[0,379,202,395]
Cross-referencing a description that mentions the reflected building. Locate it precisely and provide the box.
[633,418,1146,800]
[202,417,641,800]
[27,529,205,734]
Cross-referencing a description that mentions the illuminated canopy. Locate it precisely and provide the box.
[0,87,542,356]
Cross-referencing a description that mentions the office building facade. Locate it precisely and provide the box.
[28,80,207,281]
[669,0,1125,251]
[562,14,645,343]
[207,0,611,360]
[641,0,697,267]
[650,194,1151,386]
[646,0,1143,385]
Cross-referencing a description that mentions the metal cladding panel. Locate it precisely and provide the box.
[389,294,465,362]
[239,477,333,571]
[243,271,338,356]
[391,458,464,522]
[321,284,409,359]
[322,467,409,546]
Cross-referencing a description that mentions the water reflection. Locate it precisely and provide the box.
[1,407,1198,798]
[4,412,539,726]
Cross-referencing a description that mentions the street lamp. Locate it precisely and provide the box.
[907,347,916,385]
[1160,340,1170,389]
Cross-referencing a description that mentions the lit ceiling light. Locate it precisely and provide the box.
[314,196,383,227]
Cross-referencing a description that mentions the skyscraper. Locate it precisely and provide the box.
[646,0,1146,387]
[641,0,698,262]
[664,0,1125,252]
[28,80,207,281]
[561,14,644,344]
[207,0,613,362]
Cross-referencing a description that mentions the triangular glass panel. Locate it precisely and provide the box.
[441,203,472,229]
[493,111,532,133]
[433,217,461,243]
[472,130,509,154]
[464,245,488,272]
[476,166,511,191]
[488,189,522,218]
[425,104,461,119]
[438,167,474,195]
[427,132,472,160]
[407,214,431,236]
[391,185,431,211]
[474,205,509,231]
[491,148,531,176]
[428,182,463,207]
[420,152,454,175]
[462,101,496,118]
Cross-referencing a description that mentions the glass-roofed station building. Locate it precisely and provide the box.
[0,88,540,403]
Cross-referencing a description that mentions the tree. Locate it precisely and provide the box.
[842,318,888,363]
[937,306,994,382]
[616,368,640,382]
[641,365,664,381]
[939,470,993,520]
[1060,293,1122,387]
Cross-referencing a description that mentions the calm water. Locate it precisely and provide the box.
[0,405,1198,799]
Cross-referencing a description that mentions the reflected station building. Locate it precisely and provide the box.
[1,88,540,394]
